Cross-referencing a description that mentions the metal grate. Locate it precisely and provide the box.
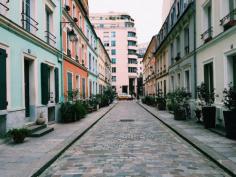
[119,119,135,122]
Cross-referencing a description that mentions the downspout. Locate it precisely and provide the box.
[60,0,64,102]
[193,0,197,99]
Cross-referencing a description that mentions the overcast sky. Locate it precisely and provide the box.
[88,0,163,44]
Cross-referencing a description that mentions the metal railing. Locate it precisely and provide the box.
[201,27,213,43]
[220,8,236,31]
[21,12,39,31]
[0,0,9,11]
[220,8,236,26]
[45,31,56,45]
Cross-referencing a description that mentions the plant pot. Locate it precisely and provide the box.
[157,103,166,111]
[202,106,216,129]
[223,110,236,139]
[13,135,26,144]
[174,109,186,120]
[195,110,202,123]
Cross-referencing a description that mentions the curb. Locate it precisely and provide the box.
[137,102,235,177]
[31,103,117,177]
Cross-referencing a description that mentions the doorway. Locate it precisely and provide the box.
[24,60,30,117]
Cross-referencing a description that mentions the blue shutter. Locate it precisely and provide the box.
[0,49,7,110]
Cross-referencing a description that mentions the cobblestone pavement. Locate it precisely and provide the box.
[41,101,230,177]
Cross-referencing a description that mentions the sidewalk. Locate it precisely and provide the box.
[138,101,236,176]
[0,102,117,177]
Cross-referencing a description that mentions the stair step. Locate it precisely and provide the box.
[30,127,54,137]
[26,124,47,134]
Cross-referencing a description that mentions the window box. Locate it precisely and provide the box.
[175,53,181,61]
[75,55,79,63]
[201,27,213,44]
[220,8,236,31]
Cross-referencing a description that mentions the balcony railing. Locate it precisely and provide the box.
[0,0,9,11]
[175,52,181,61]
[201,27,213,43]
[45,31,56,45]
[220,8,236,31]
[21,12,39,32]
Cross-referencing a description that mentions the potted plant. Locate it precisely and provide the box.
[170,88,191,120]
[7,128,30,144]
[222,83,236,139]
[197,83,216,129]
[194,99,203,123]
[156,97,166,110]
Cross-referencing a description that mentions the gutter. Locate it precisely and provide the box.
[60,0,64,102]
[193,0,197,99]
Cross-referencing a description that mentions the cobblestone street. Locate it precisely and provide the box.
[41,101,230,177]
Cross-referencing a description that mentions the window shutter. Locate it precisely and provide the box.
[0,48,7,110]
[54,67,59,103]
[41,63,49,105]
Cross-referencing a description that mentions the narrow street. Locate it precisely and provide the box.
[41,101,229,177]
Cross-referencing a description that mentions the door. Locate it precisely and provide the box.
[0,48,7,110]
[204,62,214,92]
[24,60,30,117]
[233,56,236,88]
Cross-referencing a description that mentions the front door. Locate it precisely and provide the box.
[24,60,30,117]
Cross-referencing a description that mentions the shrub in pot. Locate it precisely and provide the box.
[7,128,30,144]
[156,97,166,110]
[222,83,236,139]
[74,101,87,120]
[60,102,76,123]
[197,83,216,129]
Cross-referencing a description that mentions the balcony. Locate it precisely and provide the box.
[45,31,56,46]
[0,1,9,12]
[201,27,213,44]
[220,8,236,31]
[21,12,39,33]
[67,49,71,58]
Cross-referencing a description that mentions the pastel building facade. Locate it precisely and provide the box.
[85,19,98,97]
[0,0,62,133]
[196,0,236,125]
[62,0,89,100]
[90,12,138,96]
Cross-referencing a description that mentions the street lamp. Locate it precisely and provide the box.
[68,29,77,42]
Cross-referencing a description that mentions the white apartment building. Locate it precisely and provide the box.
[90,12,138,96]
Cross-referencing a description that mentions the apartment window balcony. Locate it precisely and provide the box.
[21,12,39,32]
[201,27,213,43]
[220,8,236,31]
[175,52,181,62]
[45,31,56,45]
[0,0,10,11]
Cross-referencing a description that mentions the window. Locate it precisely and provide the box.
[82,78,86,99]
[185,70,190,92]
[128,58,137,64]
[112,58,116,64]
[72,3,75,18]
[112,76,116,82]
[176,36,181,57]
[128,50,136,55]
[67,72,73,92]
[93,57,95,72]
[128,32,136,37]
[128,41,136,46]
[184,27,189,54]
[164,80,166,96]
[99,24,104,28]
[104,41,109,47]
[111,31,116,37]
[112,67,116,73]
[233,56,236,87]
[171,76,175,92]
[67,30,71,55]
[45,7,54,45]
[89,53,91,70]
[177,73,181,88]
[170,43,174,64]
[204,62,214,93]
[111,49,116,55]
[111,40,116,47]
[128,67,137,73]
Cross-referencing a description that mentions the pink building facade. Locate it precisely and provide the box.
[90,12,138,96]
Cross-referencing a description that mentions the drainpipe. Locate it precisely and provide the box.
[193,0,197,99]
[60,0,64,102]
